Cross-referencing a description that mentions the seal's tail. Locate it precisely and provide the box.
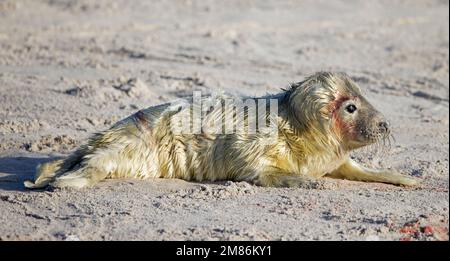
[24,159,65,189]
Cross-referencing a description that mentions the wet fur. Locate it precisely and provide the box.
[24,72,418,189]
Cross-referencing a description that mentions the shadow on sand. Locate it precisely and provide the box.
[0,156,60,191]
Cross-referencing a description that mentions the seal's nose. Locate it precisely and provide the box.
[378,121,389,133]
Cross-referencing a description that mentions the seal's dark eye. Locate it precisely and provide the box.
[345,104,357,114]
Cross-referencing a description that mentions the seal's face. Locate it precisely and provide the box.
[332,94,390,150]
[288,72,391,151]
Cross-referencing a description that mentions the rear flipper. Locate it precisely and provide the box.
[50,166,109,189]
[24,155,112,189]
[24,159,64,189]
[24,111,157,189]
[23,141,113,189]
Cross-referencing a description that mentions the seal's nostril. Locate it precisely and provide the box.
[378,121,389,132]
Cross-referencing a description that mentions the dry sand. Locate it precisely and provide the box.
[0,0,448,241]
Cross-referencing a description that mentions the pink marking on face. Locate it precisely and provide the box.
[329,94,358,139]
[329,95,350,114]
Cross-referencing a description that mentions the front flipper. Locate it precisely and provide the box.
[327,159,419,186]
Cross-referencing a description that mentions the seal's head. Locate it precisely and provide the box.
[288,72,390,151]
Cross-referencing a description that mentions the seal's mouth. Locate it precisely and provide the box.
[356,123,394,149]
[348,120,392,149]
[352,126,396,159]
[360,126,390,143]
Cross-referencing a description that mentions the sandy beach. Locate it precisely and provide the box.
[0,0,448,240]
